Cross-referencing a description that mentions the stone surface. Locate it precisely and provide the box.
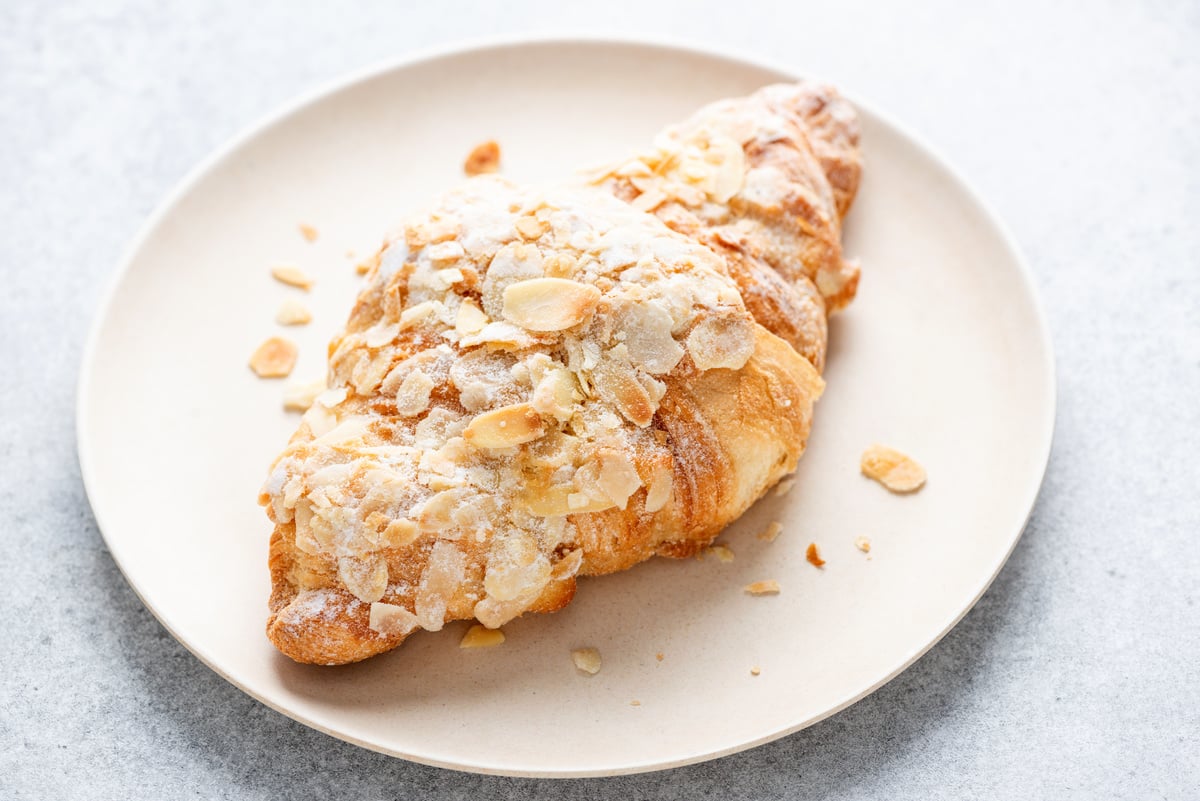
[1,1,1197,798]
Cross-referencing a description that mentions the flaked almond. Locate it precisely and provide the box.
[706,135,746,203]
[426,240,465,265]
[596,449,643,509]
[399,300,443,330]
[707,543,735,562]
[271,264,313,290]
[514,215,548,240]
[758,521,783,542]
[298,223,318,242]
[368,602,420,637]
[855,536,872,553]
[338,554,388,603]
[861,445,926,493]
[806,543,826,568]
[744,580,781,596]
[249,336,298,378]
[455,300,489,336]
[380,518,420,548]
[775,479,796,497]
[571,647,602,675]
[686,314,756,371]
[631,187,668,212]
[458,321,538,351]
[394,369,435,417]
[276,298,312,325]
[460,623,506,648]
[750,666,761,676]
[643,465,673,512]
[502,278,601,332]
[462,403,545,449]
[463,140,501,176]
[530,366,578,422]
[282,377,325,411]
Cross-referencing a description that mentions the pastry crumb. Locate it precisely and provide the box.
[298,223,318,242]
[571,647,602,675]
[630,699,641,707]
[750,666,761,676]
[707,543,735,562]
[282,377,325,411]
[758,521,783,542]
[271,264,314,290]
[774,479,795,497]
[464,140,501,176]
[861,444,926,493]
[655,652,664,662]
[806,542,826,568]
[854,536,872,553]
[275,297,312,325]
[459,624,505,648]
[744,580,780,596]
[249,337,297,378]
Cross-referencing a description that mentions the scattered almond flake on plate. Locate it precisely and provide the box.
[282,377,325,411]
[459,624,505,648]
[298,223,318,242]
[271,264,313,290]
[744,580,780,596]
[630,700,642,707]
[248,337,297,378]
[860,444,927,493]
[571,647,602,675]
[854,536,872,554]
[774,479,795,497]
[275,297,312,325]
[463,140,501,176]
[757,521,783,542]
[707,543,735,562]
[806,543,826,568]
[750,666,761,676]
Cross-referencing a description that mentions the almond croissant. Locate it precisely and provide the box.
[259,83,861,664]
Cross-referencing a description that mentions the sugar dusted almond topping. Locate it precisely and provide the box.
[463,140,501,176]
[758,521,783,542]
[381,518,420,548]
[571,647,602,675]
[426,240,466,264]
[686,314,755,371]
[394,369,435,417]
[365,322,400,348]
[744,580,781,596]
[298,223,318,242]
[514,215,548,240]
[249,337,298,378]
[282,377,325,411]
[631,187,668,212]
[861,445,926,493]
[462,403,545,449]
[706,135,746,203]
[455,300,489,336]
[399,300,442,330]
[530,366,578,422]
[368,602,420,637]
[806,543,826,568]
[276,297,312,325]
[502,278,601,332]
[459,623,506,648]
[338,554,388,603]
[643,465,673,512]
[271,264,313,290]
[855,536,872,553]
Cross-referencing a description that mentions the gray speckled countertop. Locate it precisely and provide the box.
[2,1,1198,798]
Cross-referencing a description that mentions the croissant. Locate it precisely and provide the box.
[259,83,861,664]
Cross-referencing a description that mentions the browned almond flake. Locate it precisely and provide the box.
[459,624,505,648]
[854,536,872,553]
[248,337,297,378]
[861,444,927,493]
[806,543,826,568]
[464,140,501,176]
[750,666,761,676]
[299,223,318,242]
[758,521,783,542]
[744,580,780,596]
[630,700,642,707]
[707,543,735,562]
[271,264,314,290]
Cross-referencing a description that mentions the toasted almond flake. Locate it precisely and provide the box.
[757,521,783,542]
[616,159,654,177]
[630,700,641,707]
[355,261,371,275]
[750,666,761,676]
[248,336,297,378]
[656,652,664,662]
[806,543,826,568]
[644,465,673,512]
[368,602,420,637]
[298,223,318,242]
[463,140,501,176]
[462,403,545,449]
[365,322,400,348]
[338,554,388,603]
[571,647,602,675]
[399,300,442,330]
[514,215,548,240]
[630,187,668,212]
[275,297,312,325]
[686,314,756,371]
[775,479,796,497]
[744,580,781,596]
[861,445,927,493]
[271,264,313,290]
[707,544,735,563]
[458,321,537,351]
[395,369,435,417]
[502,277,601,332]
[315,386,348,408]
[707,135,746,202]
[380,518,420,548]
[426,240,465,264]
[455,300,489,336]
[855,536,872,553]
[459,624,506,648]
[282,377,325,411]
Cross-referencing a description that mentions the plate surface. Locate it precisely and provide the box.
[78,39,1054,777]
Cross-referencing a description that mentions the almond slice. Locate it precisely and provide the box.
[462,403,545,449]
[455,300,489,336]
[271,265,313,290]
[281,377,325,411]
[463,141,500,176]
[806,543,826,568]
[248,337,298,378]
[571,647,602,675]
[368,602,420,637]
[275,298,312,325]
[854,536,872,553]
[744,580,780,596]
[502,278,601,332]
[860,444,927,493]
[459,624,506,648]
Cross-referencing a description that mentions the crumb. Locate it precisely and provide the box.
[355,262,371,275]
[861,444,926,493]
[655,652,664,662]
[464,140,501,176]
[298,223,318,242]
[248,336,297,378]
[271,264,314,290]
[806,543,826,568]
[630,700,641,707]
[707,543,735,562]
[275,297,312,325]
[758,521,783,542]
[775,479,795,497]
[854,536,872,553]
[459,624,505,648]
[750,666,761,676]
[744,580,781,596]
[571,647,601,675]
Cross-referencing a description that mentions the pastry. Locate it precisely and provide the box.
[258,83,861,664]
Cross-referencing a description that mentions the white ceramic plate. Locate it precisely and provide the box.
[78,38,1054,777]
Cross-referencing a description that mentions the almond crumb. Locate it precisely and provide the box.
[744,580,780,596]
[298,223,318,242]
[571,647,602,675]
[758,521,783,542]
[271,264,314,290]
[750,666,761,676]
[707,543,735,563]
[459,624,505,648]
[630,700,641,707]
[355,261,371,276]
[655,652,664,662]
[861,444,927,493]
[806,543,826,568]
[275,297,312,325]
[464,140,501,176]
[775,479,795,496]
[855,536,872,553]
[248,337,297,378]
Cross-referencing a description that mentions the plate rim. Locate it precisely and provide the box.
[76,33,1057,778]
